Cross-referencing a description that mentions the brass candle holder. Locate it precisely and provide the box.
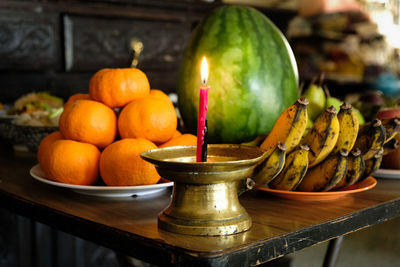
[141,144,269,236]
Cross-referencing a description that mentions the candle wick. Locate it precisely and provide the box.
[202,78,207,85]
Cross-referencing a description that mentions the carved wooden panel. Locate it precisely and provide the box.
[93,0,220,11]
[64,15,191,72]
[0,10,60,70]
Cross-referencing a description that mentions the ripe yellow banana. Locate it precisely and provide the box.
[269,144,309,191]
[383,138,399,156]
[253,142,287,188]
[297,149,349,192]
[362,148,384,180]
[381,117,400,144]
[335,148,365,189]
[260,98,308,158]
[333,103,359,154]
[354,119,386,161]
[301,106,340,167]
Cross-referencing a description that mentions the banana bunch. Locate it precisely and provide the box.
[383,138,399,156]
[341,148,365,187]
[381,117,400,144]
[253,142,287,188]
[255,97,399,192]
[301,105,340,167]
[297,149,349,192]
[333,103,359,154]
[362,148,384,181]
[269,144,309,191]
[353,119,386,161]
[260,98,309,158]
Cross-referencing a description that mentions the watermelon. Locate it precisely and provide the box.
[177,5,298,144]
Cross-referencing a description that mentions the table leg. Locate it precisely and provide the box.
[322,236,344,267]
[29,219,37,267]
[50,227,58,267]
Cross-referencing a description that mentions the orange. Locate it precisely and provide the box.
[149,89,175,112]
[100,138,160,186]
[37,131,63,167]
[172,129,182,138]
[89,68,150,108]
[59,99,117,148]
[118,96,177,144]
[159,134,197,148]
[41,139,100,185]
[64,93,91,110]
[149,89,171,103]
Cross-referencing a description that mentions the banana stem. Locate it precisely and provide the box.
[130,39,143,68]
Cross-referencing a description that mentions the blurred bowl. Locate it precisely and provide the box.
[0,114,18,141]
[11,122,58,152]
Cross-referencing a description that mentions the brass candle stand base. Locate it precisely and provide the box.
[141,144,267,236]
[158,181,252,236]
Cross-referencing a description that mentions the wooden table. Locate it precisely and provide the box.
[1,146,400,266]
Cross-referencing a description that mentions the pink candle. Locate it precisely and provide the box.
[196,57,209,162]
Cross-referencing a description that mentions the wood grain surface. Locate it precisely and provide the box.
[1,147,400,266]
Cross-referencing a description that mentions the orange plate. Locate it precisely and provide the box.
[257,177,377,201]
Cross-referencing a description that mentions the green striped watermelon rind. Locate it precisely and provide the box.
[177,5,298,144]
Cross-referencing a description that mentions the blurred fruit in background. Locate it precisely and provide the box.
[288,0,400,85]
[302,83,326,121]
[301,79,366,126]
[353,108,365,125]
[6,92,64,127]
[345,90,398,123]
[376,107,400,120]
[326,96,341,112]
[381,136,400,169]
[375,72,400,97]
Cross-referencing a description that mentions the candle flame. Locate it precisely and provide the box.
[201,56,208,84]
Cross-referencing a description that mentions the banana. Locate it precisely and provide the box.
[253,142,287,188]
[333,103,359,154]
[301,106,340,167]
[380,117,400,144]
[260,98,308,158]
[242,134,268,147]
[297,149,349,192]
[269,144,309,191]
[383,138,399,156]
[362,148,384,180]
[354,119,386,161]
[334,148,365,189]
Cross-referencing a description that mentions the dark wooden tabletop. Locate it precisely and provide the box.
[1,146,400,266]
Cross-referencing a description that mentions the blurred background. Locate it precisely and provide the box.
[2,0,400,121]
[1,0,400,101]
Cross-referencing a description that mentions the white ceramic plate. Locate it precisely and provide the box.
[30,164,173,197]
[373,168,400,179]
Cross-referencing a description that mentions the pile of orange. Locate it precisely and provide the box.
[38,68,196,186]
